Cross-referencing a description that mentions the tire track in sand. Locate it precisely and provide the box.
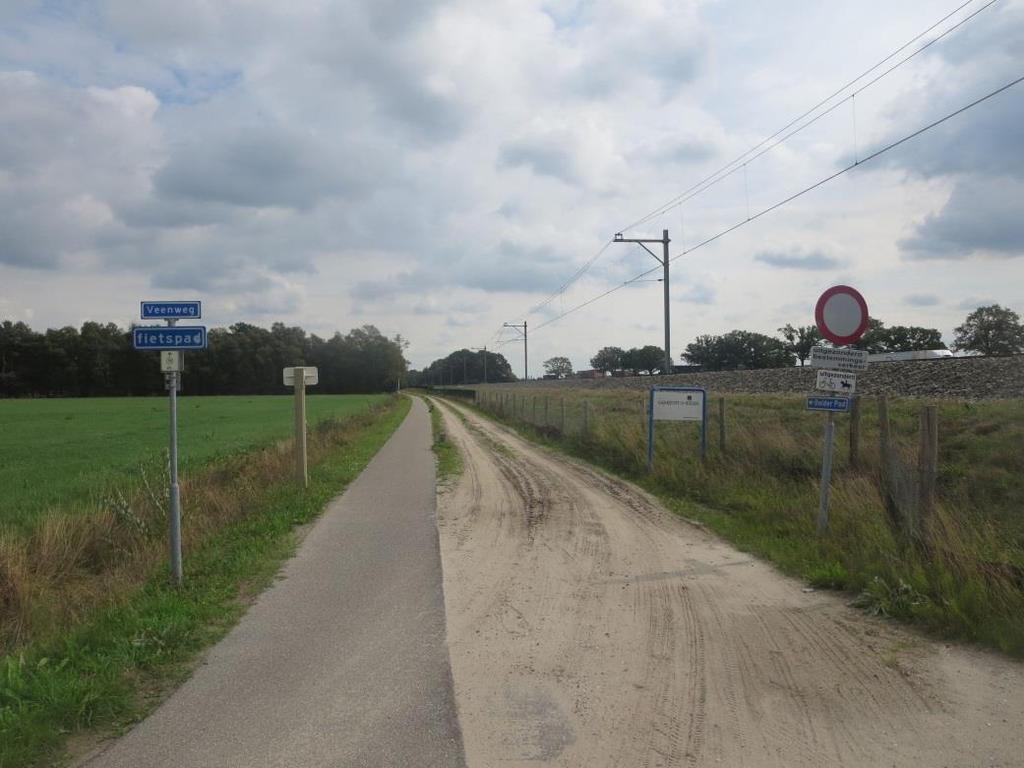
[431,397,1024,768]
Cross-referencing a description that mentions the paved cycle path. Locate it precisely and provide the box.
[84,397,466,768]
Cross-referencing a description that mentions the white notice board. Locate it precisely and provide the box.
[652,388,705,422]
[283,366,319,386]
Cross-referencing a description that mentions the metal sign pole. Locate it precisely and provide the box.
[168,371,183,585]
[136,301,205,587]
[817,412,836,533]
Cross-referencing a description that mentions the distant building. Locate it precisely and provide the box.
[576,369,605,379]
[867,350,953,363]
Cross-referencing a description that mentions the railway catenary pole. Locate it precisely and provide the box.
[613,230,672,375]
[503,322,528,381]
[470,346,488,384]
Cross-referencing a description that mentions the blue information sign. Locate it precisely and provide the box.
[133,326,207,350]
[140,301,202,320]
[806,396,851,413]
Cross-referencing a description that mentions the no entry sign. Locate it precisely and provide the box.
[815,285,869,346]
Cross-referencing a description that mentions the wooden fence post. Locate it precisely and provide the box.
[532,396,537,424]
[560,399,566,434]
[878,395,901,536]
[583,400,590,436]
[544,396,549,426]
[718,396,726,454]
[918,405,938,549]
[850,395,861,470]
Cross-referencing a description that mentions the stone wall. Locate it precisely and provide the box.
[473,355,1024,400]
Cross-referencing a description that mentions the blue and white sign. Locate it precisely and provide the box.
[140,301,202,320]
[133,326,208,350]
[806,396,851,413]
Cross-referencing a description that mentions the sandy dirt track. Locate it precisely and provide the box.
[432,397,1024,768]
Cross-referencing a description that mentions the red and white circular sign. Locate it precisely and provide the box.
[815,285,869,346]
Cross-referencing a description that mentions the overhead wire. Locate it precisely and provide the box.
[498,0,1003,342]
[499,0,994,339]
[531,72,1024,332]
[529,238,616,314]
[619,0,1001,232]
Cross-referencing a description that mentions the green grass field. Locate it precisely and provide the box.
[0,395,386,532]
[0,396,410,768]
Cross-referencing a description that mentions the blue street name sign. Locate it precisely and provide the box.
[133,326,208,350]
[806,396,851,413]
[140,301,202,320]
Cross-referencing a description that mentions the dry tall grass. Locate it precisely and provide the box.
[0,402,396,653]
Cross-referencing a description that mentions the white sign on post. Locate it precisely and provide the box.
[811,285,870,536]
[283,366,319,386]
[284,366,319,488]
[815,369,856,394]
[647,387,707,470]
[809,346,868,371]
[652,389,705,421]
[160,351,184,373]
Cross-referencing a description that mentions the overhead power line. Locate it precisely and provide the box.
[619,0,1001,234]
[531,72,1024,333]
[529,238,615,314]
[500,0,999,342]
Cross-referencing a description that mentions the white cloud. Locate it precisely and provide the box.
[0,0,1021,373]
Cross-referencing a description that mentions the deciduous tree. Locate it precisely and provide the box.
[590,346,625,373]
[623,345,665,375]
[777,324,821,366]
[953,304,1024,356]
[684,331,793,371]
[543,356,573,378]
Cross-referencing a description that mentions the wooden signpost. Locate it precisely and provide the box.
[283,366,319,487]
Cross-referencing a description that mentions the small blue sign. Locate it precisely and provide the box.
[807,396,851,413]
[133,326,207,350]
[140,301,202,320]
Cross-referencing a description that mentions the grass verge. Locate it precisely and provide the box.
[424,396,462,485]
[457,390,1024,657]
[0,395,410,768]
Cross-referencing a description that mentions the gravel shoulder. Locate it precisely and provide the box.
[433,397,1024,768]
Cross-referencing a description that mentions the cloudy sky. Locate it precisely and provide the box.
[1,0,1022,374]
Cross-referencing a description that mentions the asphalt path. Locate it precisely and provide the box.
[83,397,466,768]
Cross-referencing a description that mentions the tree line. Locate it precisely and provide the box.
[561,304,1022,375]
[406,348,517,386]
[0,320,408,397]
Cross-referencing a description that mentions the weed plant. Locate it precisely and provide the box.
[425,397,463,484]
